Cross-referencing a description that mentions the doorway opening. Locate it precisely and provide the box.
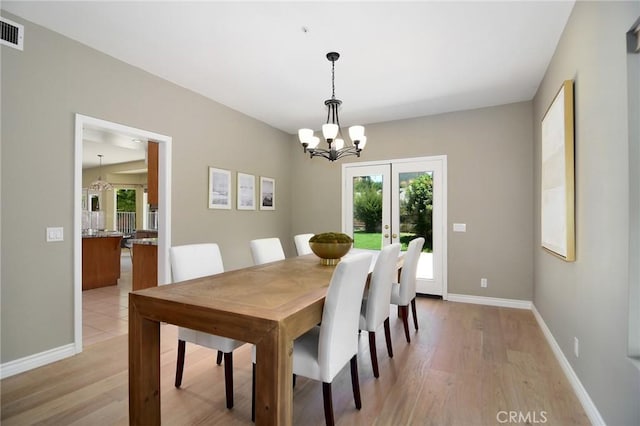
[74,114,172,353]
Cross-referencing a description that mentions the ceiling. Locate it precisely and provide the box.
[82,126,147,169]
[4,1,575,138]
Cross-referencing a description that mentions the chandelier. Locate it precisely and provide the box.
[298,52,367,162]
[88,154,113,191]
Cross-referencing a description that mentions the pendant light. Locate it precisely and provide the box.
[298,52,367,162]
[89,154,113,191]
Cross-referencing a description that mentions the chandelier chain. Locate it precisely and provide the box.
[331,59,336,100]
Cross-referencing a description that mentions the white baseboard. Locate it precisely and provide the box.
[447,293,532,309]
[531,305,605,426]
[0,343,76,379]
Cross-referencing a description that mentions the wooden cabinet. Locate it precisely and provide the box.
[82,236,122,290]
[132,243,158,291]
[147,141,159,206]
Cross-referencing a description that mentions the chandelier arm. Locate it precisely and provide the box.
[335,148,358,161]
[311,145,362,162]
[309,149,333,161]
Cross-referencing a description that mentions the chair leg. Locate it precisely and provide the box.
[349,355,362,410]
[223,352,233,409]
[251,363,256,422]
[383,317,393,358]
[322,382,335,426]
[411,297,419,330]
[216,350,223,365]
[368,331,379,378]
[399,305,411,343]
[175,340,186,388]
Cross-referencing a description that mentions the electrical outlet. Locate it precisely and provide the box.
[574,337,579,357]
[481,278,487,288]
[453,223,466,232]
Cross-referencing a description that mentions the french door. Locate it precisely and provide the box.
[343,156,447,296]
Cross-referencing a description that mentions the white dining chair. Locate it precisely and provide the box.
[249,237,285,265]
[390,237,425,343]
[293,233,315,256]
[251,252,372,425]
[359,243,401,378]
[169,243,246,409]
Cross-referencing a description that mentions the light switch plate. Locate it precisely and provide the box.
[46,227,64,242]
[453,223,466,232]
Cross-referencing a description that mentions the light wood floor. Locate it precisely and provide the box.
[1,296,589,425]
[82,252,131,347]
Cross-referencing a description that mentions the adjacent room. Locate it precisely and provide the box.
[1,1,639,425]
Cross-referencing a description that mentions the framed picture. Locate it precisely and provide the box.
[260,176,275,210]
[208,167,231,209]
[237,172,256,210]
[541,80,575,261]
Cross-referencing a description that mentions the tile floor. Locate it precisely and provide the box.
[82,250,132,347]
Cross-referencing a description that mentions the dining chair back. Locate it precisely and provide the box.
[294,233,315,256]
[251,252,372,425]
[169,243,246,409]
[359,243,401,377]
[250,237,285,265]
[316,252,372,382]
[390,237,425,343]
[170,243,224,280]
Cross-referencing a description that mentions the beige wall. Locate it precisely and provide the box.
[1,12,292,363]
[291,101,534,300]
[532,1,640,424]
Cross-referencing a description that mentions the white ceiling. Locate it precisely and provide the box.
[82,126,147,169]
[4,0,575,138]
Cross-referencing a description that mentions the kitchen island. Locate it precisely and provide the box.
[82,232,124,290]
[131,238,157,291]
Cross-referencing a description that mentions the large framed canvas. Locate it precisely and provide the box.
[237,172,256,210]
[208,167,232,209]
[260,176,275,210]
[541,80,575,261]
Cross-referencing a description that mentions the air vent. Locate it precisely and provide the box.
[1,16,24,51]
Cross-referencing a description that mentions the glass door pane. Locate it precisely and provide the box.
[344,165,391,250]
[397,171,433,279]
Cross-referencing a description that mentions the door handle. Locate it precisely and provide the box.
[384,225,389,230]
[392,233,398,238]
[384,234,389,238]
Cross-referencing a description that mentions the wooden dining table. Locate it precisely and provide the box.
[129,253,340,425]
[128,249,401,425]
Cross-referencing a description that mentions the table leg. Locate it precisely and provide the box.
[254,325,293,425]
[129,297,161,425]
